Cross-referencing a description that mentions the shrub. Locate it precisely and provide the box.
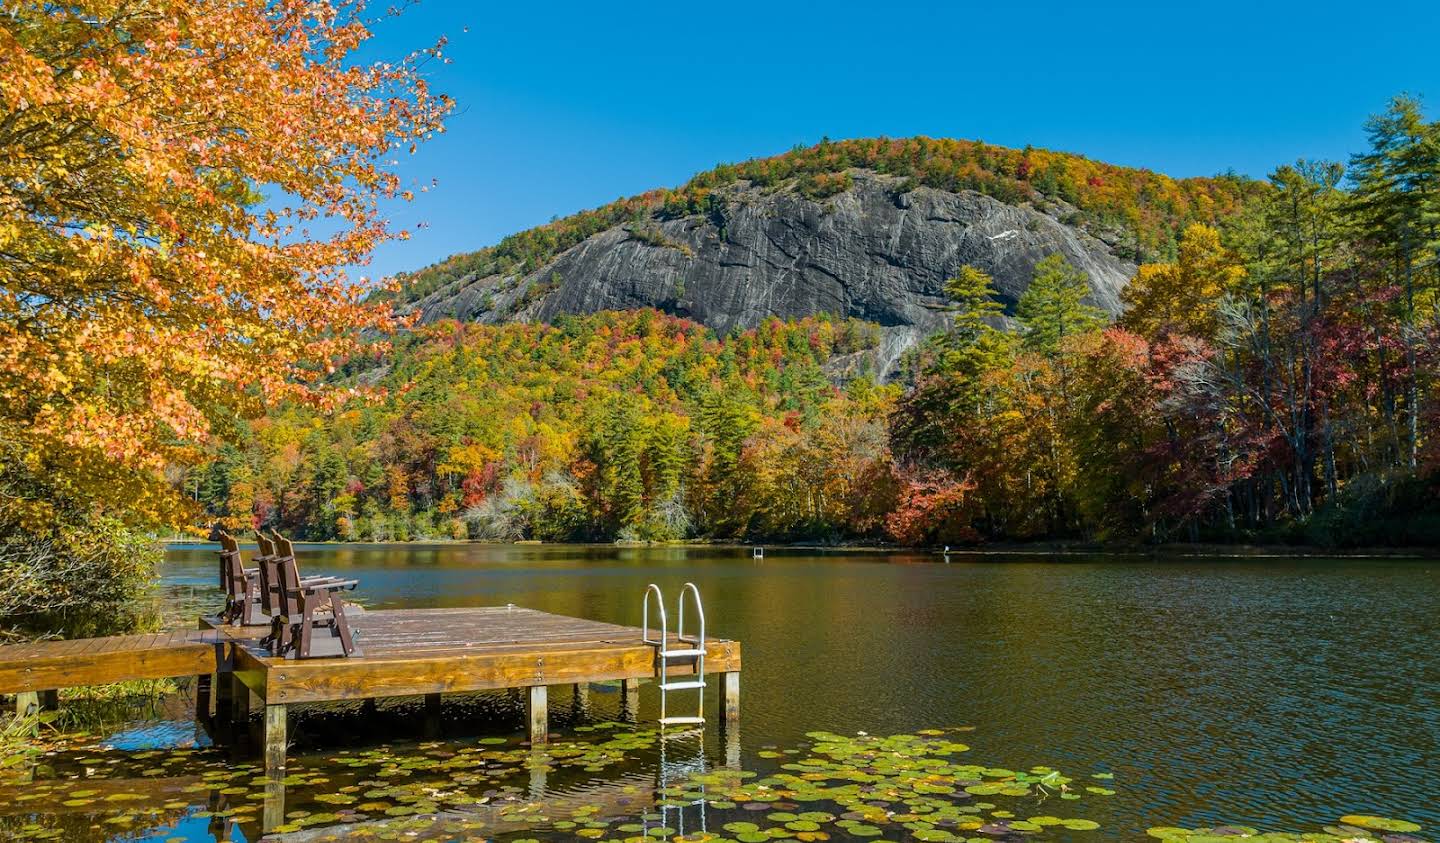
[464,477,534,541]
[1300,473,1440,547]
[0,515,160,640]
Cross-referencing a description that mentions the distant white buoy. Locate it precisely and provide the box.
[752,547,764,559]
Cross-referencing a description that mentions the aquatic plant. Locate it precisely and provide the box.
[0,723,1427,842]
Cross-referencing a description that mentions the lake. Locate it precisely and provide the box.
[7,544,1438,842]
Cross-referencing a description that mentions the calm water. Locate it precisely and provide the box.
[9,544,1439,841]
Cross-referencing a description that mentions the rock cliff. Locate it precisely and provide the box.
[406,170,1137,374]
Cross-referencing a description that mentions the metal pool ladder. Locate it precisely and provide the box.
[643,582,706,728]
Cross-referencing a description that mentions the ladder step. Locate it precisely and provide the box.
[660,648,705,658]
[659,715,706,725]
[658,680,706,691]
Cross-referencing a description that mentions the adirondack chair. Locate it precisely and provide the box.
[253,532,344,650]
[267,533,361,659]
[217,532,268,626]
[254,532,348,615]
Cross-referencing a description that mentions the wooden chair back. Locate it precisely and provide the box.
[255,532,281,615]
[272,532,303,618]
[219,532,241,586]
[216,531,231,588]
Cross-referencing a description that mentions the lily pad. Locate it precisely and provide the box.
[1338,815,1423,833]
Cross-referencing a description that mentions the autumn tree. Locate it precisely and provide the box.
[1122,224,1246,339]
[890,266,1015,468]
[0,0,451,635]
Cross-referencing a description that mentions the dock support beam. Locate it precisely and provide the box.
[620,678,640,721]
[720,671,740,723]
[15,691,38,717]
[573,682,589,713]
[194,673,212,721]
[526,685,548,744]
[215,671,233,724]
[230,674,252,723]
[264,704,288,772]
[423,693,442,739]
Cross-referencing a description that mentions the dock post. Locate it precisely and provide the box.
[526,685,548,744]
[423,693,442,739]
[264,704,288,772]
[528,748,548,798]
[39,690,59,711]
[262,770,286,834]
[620,678,640,721]
[720,672,740,724]
[722,720,741,769]
[14,691,38,717]
[573,683,590,715]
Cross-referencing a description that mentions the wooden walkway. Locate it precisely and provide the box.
[0,628,226,713]
[1,605,741,773]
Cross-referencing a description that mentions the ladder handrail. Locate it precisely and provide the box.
[677,581,705,647]
[644,582,706,730]
[642,583,666,647]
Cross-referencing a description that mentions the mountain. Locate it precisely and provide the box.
[395,137,1259,372]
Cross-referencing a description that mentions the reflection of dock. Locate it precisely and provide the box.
[0,606,741,773]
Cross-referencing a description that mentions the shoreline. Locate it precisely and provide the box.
[159,536,1440,559]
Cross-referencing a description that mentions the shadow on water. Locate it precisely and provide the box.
[1,544,1435,841]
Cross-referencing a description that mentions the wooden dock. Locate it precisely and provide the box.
[0,605,741,772]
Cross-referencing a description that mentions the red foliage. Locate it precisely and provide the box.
[460,463,499,508]
[884,469,979,546]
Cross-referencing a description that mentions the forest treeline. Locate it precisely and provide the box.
[197,96,1440,548]
[197,312,898,543]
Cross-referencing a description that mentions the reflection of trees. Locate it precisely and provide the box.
[0,775,199,842]
[258,775,657,841]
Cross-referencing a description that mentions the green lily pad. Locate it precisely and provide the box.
[1337,815,1422,833]
[1062,818,1101,831]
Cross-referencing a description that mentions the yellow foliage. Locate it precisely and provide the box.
[0,0,451,527]
[1122,224,1246,338]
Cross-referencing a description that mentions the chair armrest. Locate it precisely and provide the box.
[287,580,359,595]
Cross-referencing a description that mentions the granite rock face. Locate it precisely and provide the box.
[410,171,1135,375]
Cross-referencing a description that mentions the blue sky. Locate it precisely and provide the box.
[360,0,1440,281]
